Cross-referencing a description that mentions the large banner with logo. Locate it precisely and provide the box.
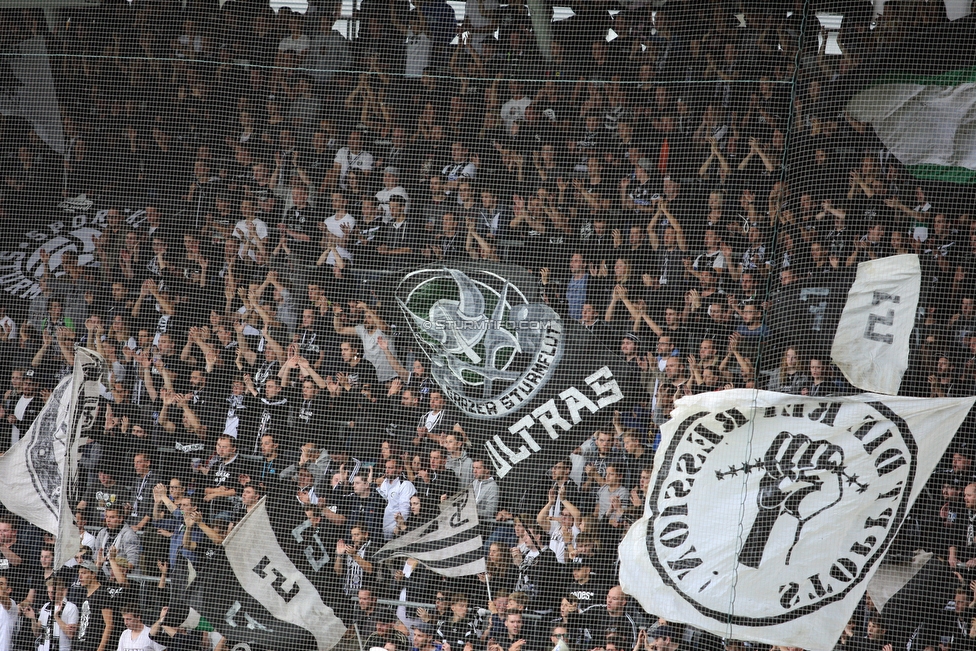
[395,263,628,483]
[618,390,974,651]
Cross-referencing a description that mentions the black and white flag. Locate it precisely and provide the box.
[56,347,105,569]
[373,488,486,577]
[222,497,346,651]
[618,389,974,651]
[0,375,71,534]
[0,346,104,570]
[831,254,920,395]
[396,263,627,492]
[0,36,65,153]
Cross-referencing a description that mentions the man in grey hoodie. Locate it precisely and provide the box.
[444,433,473,486]
[93,507,141,576]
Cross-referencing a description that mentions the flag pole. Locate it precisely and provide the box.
[354,623,365,651]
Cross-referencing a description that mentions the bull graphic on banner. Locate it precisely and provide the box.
[397,266,564,419]
[397,262,627,482]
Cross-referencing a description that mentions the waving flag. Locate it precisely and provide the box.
[373,488,486,577]
[619,390,974,651]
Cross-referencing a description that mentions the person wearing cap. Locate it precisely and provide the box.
[363,606,409,650]
[73,561,115,651]
[567,557,608,611]
[648,625,681,651]
[376,167,411,221]
[410,623,439,651]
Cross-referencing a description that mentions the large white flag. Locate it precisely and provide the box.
[0,375,72,535]
[55,347,106,569]
[619,390,973,651]
[0,348,106,569]
[830,254,920,395]
[222,498,346,651]
[373,488,486,577]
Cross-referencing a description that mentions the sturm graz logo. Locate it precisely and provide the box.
[0,207,148,299]
[646,398,915,626]
[397,267,563,419]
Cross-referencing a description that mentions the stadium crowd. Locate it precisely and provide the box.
[1,1,976,651]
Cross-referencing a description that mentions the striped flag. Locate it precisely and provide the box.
[373,488,486,577]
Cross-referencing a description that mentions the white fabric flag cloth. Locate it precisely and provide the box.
[55,347,106,570]
[373,488,486,577]
[831,254,920,395]
[222,498,346,651]
[865,551,933,611]
[0,375,73,536]
[846,77,976,180]
[874,0,970,22]
[619,389,974,651]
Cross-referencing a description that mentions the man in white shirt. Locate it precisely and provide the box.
[332,131,374,189]
[24,577,79,651]
[0,576,19,651]
[232,199,269,263]
[376,459,416,540]
[116,605,166,651]
[375,167,410,221]
[500,85,532,130]
[319,191,357,266]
